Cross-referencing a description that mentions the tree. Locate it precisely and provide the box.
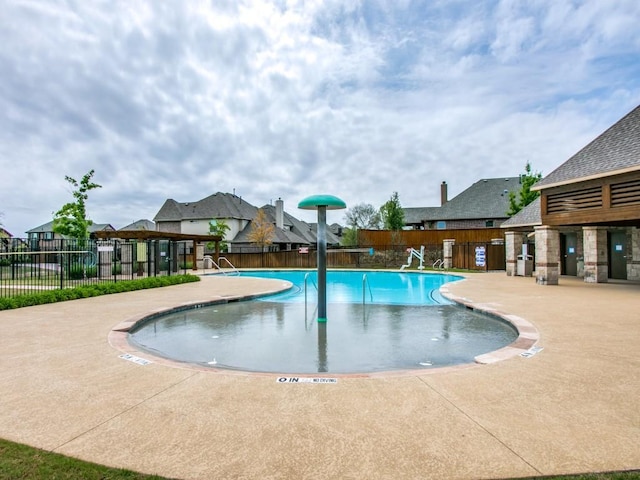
[344,203,381,230]
[380,192,405,230]
[52,169,102,240]
[247,208,274,252]
[340,227,358,247]
[207,219,231,252]
[507,162,542,216]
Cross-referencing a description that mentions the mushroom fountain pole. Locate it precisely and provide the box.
[298,194,346,322]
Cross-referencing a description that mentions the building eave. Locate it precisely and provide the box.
[532,165,640,191]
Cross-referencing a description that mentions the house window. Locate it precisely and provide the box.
[436,221,446,230]
[44,232,54,240]
[485,220,494,227]
[29,233,38,241]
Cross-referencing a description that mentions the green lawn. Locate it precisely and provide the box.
[0,438,171,479]
[0,438,638,480]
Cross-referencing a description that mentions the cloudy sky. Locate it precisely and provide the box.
[1,0,639,236]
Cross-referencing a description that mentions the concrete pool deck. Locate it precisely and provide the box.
[0,272,638,479]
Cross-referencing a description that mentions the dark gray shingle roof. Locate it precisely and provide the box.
[501,197,541,228]
[405,177,520,222]
[26,221,55,233]
[119,219,156,231]
[404,207,441,225]
[154,192,258,222]
[535,105,640,189]
[26,221,114,233]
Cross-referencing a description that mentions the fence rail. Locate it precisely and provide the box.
[220,245,445,270]
[0,238,195,298]
[1,237,507,298]
[219,243,504,271]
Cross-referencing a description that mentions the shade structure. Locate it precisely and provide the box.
[298,194,347,210]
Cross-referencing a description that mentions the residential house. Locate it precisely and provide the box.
[0,227,25,256]
[153,193,340,253]
[503,104,640,284]
[404,178,521,230]
[119,219,156,231]
[26,221,116,249]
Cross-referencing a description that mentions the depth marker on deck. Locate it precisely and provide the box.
[277,377,337,384]
[520,346,544,358]
[119,353,152,366]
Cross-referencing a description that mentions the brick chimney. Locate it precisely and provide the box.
[275,198,284,229]
[440,181,448,206]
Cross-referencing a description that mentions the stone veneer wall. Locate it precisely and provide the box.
[629,227,640,281]
[443,239,455,269]
[156,221,181,234]
[534,226,559,285]
[583,226,608,283]
[505,231,524,276]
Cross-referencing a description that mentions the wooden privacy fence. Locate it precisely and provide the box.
[221,243,506,271]
[358,228,506,248]
[222,249,372,269]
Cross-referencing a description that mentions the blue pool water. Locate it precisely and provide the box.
[129,270,518,374]
[239,270,461,305]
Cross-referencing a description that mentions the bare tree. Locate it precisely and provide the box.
[247,208,275,253]
[344,203,381,230]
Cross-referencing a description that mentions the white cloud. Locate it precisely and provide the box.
[0,0,639,235]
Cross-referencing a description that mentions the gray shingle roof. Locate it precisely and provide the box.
[405,177,521,222]
[89,223,115,232]
[153,192,258,222]
[535,105,640,189]
[404,207,441,225]
[119,219,156,231]
[232,204,341,246]
[501,196,541,228]
[26,221,114,233]
[26,221,55,233]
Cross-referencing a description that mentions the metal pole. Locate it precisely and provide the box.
[317,206,327,322]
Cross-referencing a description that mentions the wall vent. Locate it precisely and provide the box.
[547,186,602,213]
[611,179,640,207]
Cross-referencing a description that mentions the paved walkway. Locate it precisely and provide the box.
[0,272,638,480]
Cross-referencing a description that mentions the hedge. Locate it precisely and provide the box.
[0,275,200,311]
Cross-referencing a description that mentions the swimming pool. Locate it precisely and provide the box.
[129,270,518,374]
[238,269,460,305]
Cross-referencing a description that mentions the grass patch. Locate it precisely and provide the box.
[0,438,172,479]
[0,275,200,311]
[0,437,638,480]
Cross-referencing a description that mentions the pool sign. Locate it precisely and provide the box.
[475,246,486,267]
[277,377,337,384]
[119,353,152,366]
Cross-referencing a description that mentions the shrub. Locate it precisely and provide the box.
[67,263,86,280]
[0,275,201,311]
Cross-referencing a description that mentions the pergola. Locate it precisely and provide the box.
[93,230,222,271]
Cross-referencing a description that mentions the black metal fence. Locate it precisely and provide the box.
[0,238,195,298]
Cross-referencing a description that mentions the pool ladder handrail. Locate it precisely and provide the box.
[217,256,240,275]
[362,274,373,305]
[304,272,318,308]
[433,259,445,270]
[203,255,239,275]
